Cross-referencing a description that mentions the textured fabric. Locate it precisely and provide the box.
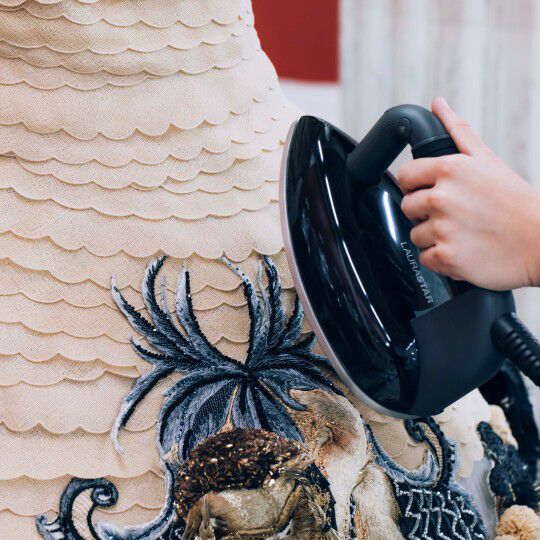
[477,421,539,511]
[495,505,540,539]
[369,419,488,539]
[0,1,495,537]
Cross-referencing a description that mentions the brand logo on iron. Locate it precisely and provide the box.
[400,242,434,305]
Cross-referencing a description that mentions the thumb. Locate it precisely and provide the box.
[432,97,490,156]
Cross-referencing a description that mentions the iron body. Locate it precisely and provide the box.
[280,109,515,418]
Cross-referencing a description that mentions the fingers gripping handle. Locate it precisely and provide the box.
[346,104,459,191]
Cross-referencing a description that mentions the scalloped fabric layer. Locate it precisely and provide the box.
[0,237,293,290]
[0,198,284,259]
[0,82,289,140]
[0,9,253,54]
[0,58,279,141]
[0,323,263,372]
[0,372,170,433]
[0,425,161,480]
[0,324,147,365]
[0,0,252,29]
[0,60,154,90]
[0,288,301,344]
[14,148,283,189]
[0,260,257,311]
[0,175,280,220]
[0,355,141,386]
[0,472,165,516]
[0,28,262,77]
[0,99,294,164]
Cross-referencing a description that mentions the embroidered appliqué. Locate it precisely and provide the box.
[477,420,540,512]
[36,478,118,539]
[480,361,540,478]
[36,257,340,539]
[368,418,488,540]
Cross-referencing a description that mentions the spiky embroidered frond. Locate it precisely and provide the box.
[112,256,341,462]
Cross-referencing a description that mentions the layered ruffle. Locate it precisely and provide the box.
[1,373,166,433]
[0,9,253,54]
[0,354,141,386]
[0,241,293,293]
[0,0,250,29]
[0,472,165,516]
[0,424,161,480]
[0,111,290,163]
[0,35,262,77]
[15,149,282,189]
[0,52,280,137]
[0,200,285,258]
[0,287,300,343]
[0,259,258,310]
[0,60,152,90]
[0,174,280,219]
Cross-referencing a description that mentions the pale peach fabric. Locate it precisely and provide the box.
[0,1,490,537]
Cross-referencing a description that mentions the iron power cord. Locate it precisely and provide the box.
[492,313,540,387]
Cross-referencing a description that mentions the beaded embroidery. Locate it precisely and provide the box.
[36,257,340,539]
[477,420,540,512]
[36,257,490,539]
[368,418,488,540]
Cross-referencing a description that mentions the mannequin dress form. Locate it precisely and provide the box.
[0,1,497,538]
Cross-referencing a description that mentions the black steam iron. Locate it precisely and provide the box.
[280,104,540,418]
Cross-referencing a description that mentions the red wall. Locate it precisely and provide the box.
[252,0,339,82]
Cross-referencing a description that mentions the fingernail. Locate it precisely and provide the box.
[437,97,450,110]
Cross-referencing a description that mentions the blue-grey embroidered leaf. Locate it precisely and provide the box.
[283,295,304,347]
[111,256,339,467]
[256,352,336,379]
[231,383,262,429]
[261,377,307,411]
[222,258,268,367]
[111,363,175,453]
[111,278,184,359]
[259,366,338,408]
[262,256,286,348]
[129,339,167,366]
[175,265,233,366]
[98,464,177,540]
[158,372,237,459]
[141,257,192,355]
[254,385,304,442]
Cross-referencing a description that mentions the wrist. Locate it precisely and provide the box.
[525,194,540,287]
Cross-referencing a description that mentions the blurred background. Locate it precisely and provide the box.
[253,0,540,414]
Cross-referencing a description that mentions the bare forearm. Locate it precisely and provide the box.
[528,202,540,287]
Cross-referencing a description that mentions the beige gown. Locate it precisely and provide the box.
[0,0,492,538]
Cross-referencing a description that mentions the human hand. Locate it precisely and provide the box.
[398,97,540,291]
